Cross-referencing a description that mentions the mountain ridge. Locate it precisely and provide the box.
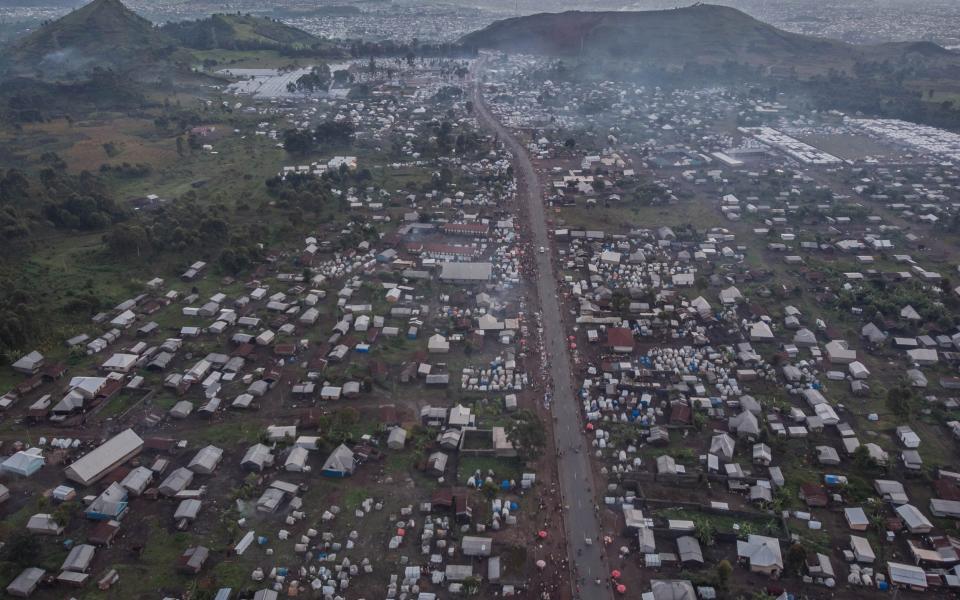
[459,5,957,71]
[3,0,187,76]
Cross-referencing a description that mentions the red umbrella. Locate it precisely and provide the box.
[611,570,621,579]
[616,584,627,594]
[537,530,548,539]
[585,423,595,431]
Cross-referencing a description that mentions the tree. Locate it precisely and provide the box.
[715,559,732,590]
[2,531,40,566]
[505,409,546,461]
[564,137,576,149]
[886,385,918,419]
[106,224,149,257]
[53,501,79,527]
[176,136,185,157]
[694,516,715,547]
[282,129,315,155]
[785,542,807,576]
[852,444,875,471]
[462,575,481,595]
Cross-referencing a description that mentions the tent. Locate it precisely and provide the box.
[86,483,128,521]
[2,448,44,477]
[321,444,355,478]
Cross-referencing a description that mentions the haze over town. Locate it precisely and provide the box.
[1,0,960,599]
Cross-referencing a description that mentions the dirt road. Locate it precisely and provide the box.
[471,71,614,599]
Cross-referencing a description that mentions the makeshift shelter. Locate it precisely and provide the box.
[158,467,194,497]
[284,447,310,472]
[850,535,876,563]
[676,536,704,566]
[61,544,95,572]
[241,444,274,472]
[6,568,45,597]
[120,466,153,496]
[188,446,224,474]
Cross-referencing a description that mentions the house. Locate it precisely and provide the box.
[875,479,909,504]
[120,467,153,496]
[387,427,407,450]
[931,498,960,519]
[850,535,876,563]
[438,262,492,284]
[844,507,869,530]
[719,286,743,305]
[428,334,450,353]
[907,348,938,365]
[461,535,493,557]
[158,467,194,497]
[728,410,759,440]
[241,443,274,472]
[321,444,355,477]
[800,483,828,507]
[606,327,635,353]
[896,504,934,534]
[737,535,782,577]
[188,446,224,474]
[428,451,448,476]
[61,544,95,572]
[710,433,735,461]
[65,429,144,486]
[178,546,209,574]
[27,513,64,536]
[6,568,45,598]
[649,580,697,600]
[88,519,121,547]
[825,340,857,364]
[284,447,309,472]
[896,425,921,448]
[887,561,927,591]
[11,351,44,375]
[677,536,704,567]
[749,322,774,342]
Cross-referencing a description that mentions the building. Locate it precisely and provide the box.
[438,262,492,284]
[65,429,144,486]
[737,534,782,577]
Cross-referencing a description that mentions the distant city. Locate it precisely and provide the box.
[1,0,959,46]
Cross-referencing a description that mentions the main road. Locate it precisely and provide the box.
[471,70,613,599]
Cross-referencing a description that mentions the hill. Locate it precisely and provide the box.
[3,0,186,76]
[161,13,321,51]
[459,5,956,71]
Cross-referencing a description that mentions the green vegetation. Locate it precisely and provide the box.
[504,409,547,461]
[162,13,321,51]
